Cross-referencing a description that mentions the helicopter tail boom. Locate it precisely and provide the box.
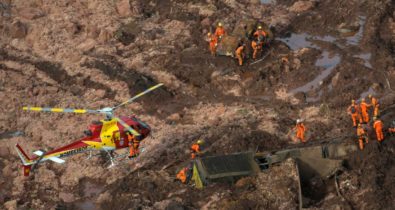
[15,144,34,176]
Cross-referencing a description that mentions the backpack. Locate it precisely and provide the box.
[350,106,356,114]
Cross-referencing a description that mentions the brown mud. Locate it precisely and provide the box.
[0,0,395,209]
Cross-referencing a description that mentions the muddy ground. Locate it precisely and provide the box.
[0,0,395,209]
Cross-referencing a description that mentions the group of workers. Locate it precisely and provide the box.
[206,22,268,66]
[347,94,392,150]
[176,139,205,184]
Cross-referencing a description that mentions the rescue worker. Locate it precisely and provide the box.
[374,102,380,118]
[294,119,306,143]
[253,25,266,45]
[388,120,395,135]
[235,44,245,66]
[357,123,368,150]
[190,139,204,159]
[127,131,140,159]
[347,99,362,127]
[369,94,379,118]
[373,117,384,142]
[207,32,218,56]
[215,22,226,40]
[176,162,193,184]
[251,39,262,60]
[360,98,371,123]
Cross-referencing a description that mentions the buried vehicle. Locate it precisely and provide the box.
[216,19,274,58]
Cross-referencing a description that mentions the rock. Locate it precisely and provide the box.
[235,177,254,188]
[167,113,181,121]
[2,165,13,177]
[116,0,132,17]
[250,0,261,4]
[86,25,100,39]
[98,29,112,43]
[292,58,301,70]
[200,17,211,27]
[289,1,314,13]
[59,192,75,203]
[18,8,45,20]
[331,72,340,87]
[4,200,17,210]
[93,89,106,98]
[9,21,27,39]
[77,39,96,52]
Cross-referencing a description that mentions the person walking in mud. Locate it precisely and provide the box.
[357,123,368,150]
[235,43,245,66]
[293,119,306,143]
[348,99,362,127]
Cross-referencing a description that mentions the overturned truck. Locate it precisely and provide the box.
[216,19,274,58]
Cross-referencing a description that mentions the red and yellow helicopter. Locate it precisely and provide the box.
[15,83,163,176]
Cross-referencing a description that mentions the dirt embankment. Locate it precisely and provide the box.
[0,0,395,209]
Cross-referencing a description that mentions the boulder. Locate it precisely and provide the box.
[289,1,314,13]
[4,200,17,210]
[18,8,45,20]
[77,39,96,52]
[116,0,132,17]
[59,192,75,203]
[9,21,27,39]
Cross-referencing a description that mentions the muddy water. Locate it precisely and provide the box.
[260,0,274,4]
[354,53,372,68]
[277,33,337,50]
[346,16,366,45]
[290,51,341,94]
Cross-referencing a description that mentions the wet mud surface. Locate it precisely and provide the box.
[0,0,395,209]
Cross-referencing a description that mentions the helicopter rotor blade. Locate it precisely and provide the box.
[112,83,164,111]
[115,117,140,137]
[23,107,100,114]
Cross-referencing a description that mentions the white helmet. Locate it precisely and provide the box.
[296,119,301,123]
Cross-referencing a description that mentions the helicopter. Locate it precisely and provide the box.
[15,83,164,176]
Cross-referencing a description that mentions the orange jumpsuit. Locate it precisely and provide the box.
[190,143,200,159]
[370,97,378,108]
[348,104,362,127]
[373,119,384,142]
[176,168,187,183]
[374,103,380,118]
[235,46,244,66]
[215,27,226,39]
[360,102,371,123]
[251,40,262,60]
[254,30,267,40]
[295,123,306,143]
[357,126,368,150]
[128,134,140,158]
[208,34,218,56]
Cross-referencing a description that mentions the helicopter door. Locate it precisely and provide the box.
[112,131,122,147]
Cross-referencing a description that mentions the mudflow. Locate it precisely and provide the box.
[0,0,395,209]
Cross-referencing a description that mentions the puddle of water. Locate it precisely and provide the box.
[277,33,337,50]
[346,16,366,45]
[277,33,316,50]
[0,131,24,140]
[290,51,341,94]
[359,87,376,100]
[260,0,274,4]
[354,53,372,68]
